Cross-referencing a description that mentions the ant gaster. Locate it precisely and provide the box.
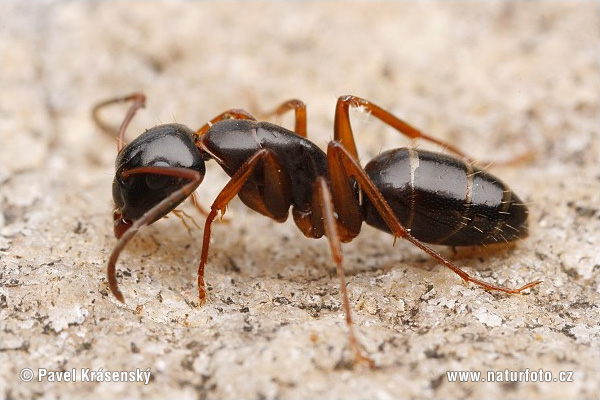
[93,93,542,365]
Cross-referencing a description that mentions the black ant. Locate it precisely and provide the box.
[92,93,541,366]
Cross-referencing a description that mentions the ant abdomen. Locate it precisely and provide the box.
[363,148,528,246]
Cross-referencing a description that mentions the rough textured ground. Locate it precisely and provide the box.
[1,1,599,399]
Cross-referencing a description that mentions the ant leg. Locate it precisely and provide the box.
[189,193,231,224]
[313,177,374,367]
[325,139,363,241]
[477,150,536,169]
[195,109,256,137]
[171,209,202,234]
[92,93,147,152]
[256,99,308,137]
[334,95,471,161]
[334,95,533,167]
[327,141,542,294]
[197,148,292,304]
[189,192,209,217]
[107,166,203,303]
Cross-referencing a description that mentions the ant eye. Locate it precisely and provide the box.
[145,174,169,190]
[145,161,170,190]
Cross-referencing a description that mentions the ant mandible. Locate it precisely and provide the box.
[93,93,542,366]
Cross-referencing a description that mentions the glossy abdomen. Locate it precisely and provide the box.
[362,149,528,245]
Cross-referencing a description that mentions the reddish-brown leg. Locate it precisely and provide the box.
[195,109,257,137]
[313,177,374,367]
[92,93,147,152]
[327,141,542,294]
[324,142,363,242]
[334,95,533,167]
[107,166,204,303]
[189,192,209,217]
[171,209,202,234]
[197,148,291,304]
[334,95,471,161]
[256,99,308,137]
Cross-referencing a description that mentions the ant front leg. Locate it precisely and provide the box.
[107,166,203,303]
[92,92,147,152]
[195,109,257,137]
[327,141,542,295]
[197,148,292,304]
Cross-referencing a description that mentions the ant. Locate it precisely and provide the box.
[92,93,542,366]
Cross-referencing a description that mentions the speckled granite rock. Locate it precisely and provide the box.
[1,2,598,399]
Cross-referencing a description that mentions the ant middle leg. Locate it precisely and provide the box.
[256,99,308,137]
[313,177,374,367]
[326,141,542,295]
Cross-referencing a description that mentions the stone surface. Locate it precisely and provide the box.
[1,2,599,399]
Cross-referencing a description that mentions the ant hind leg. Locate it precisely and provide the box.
[333,95,534,167]
[326,141,542,295]
[333,95,471,162]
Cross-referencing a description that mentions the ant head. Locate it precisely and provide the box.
[112,123,206,238]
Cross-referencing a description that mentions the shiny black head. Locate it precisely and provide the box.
[112,123,205,238]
